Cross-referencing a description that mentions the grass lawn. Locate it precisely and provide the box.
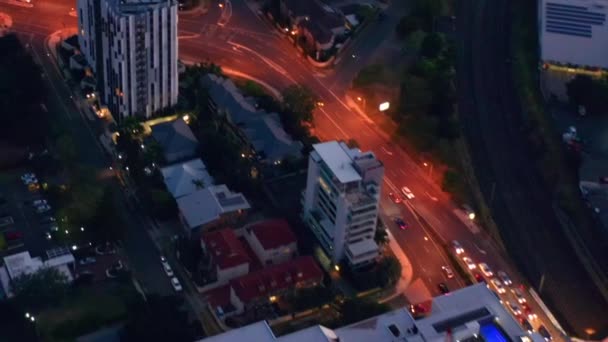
[37,283,135,342]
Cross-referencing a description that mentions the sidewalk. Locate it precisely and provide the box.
[379,229,414,303]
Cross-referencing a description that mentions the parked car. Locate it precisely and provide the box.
[394,217,408,230]
[171,277,183,292]
[479,262,493,277]
[32,199,47,206]
[497,271,512,286]
[462,257,476,270]
[409,303,427,319]
[437,283,450,294]
[473,272,485,283]
[452,240,464,254]
[401,186,415,200]
[490,278,506,294]
[522,303,537,321]
[21,173,37,184]
[160,255,167,263]
[441,266,454,279]
[388,192,401,203]
[4,231,23,241]
[163,263,174,277]
[35,204,51,213]
[519,317,533,332]
[78,257,97,266]
[538,325,552,341]
[511,288,526,304]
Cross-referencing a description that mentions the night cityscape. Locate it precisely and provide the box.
[0,0,606,341]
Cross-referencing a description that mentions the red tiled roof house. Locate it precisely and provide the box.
[245,219,298,266]
[201,229,251,286]
[228,256,323,315]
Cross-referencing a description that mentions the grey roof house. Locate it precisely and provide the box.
[150,118,199,164]
[201,74,302,164]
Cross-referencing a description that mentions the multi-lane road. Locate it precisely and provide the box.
[0,0,584,339]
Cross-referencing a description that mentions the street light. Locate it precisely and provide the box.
[423,162,433,178]
[468,212,476,220]
[379,101,390,112]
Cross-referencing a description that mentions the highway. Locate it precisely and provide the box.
[0,0,577,339]
[457,0,608,337]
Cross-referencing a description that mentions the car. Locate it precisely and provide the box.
[452,240,464,254]
[46,224,59,232]
[163,263,174,277]
[4,231,23,241]
[39,216,56,224]
[394,217,408,230]
[490,278,506,294]
[35,204,51,213]
[511,288,526,304]
[538,325,552,341]
[497,271,512,286]
[171,277,183,292]
[519,317,533,332]
[160,255,167,263]
[506,300,522,317]
[78,257,97,266]
[462,257,476,270]
[22,176,38,185]
[409,303,426,319]
[478,263,493,277]
[32,199,48,206]
[388,192,401,203]
[441,266,454,279]
[21,173,36,182]
[401,186,415,200]
[522,303,537,321]
[437,283,450,294]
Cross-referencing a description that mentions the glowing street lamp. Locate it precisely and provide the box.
[468,212,476,220]
[379,101,390,112]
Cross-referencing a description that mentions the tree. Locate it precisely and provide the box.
[148,189,177,220]
[405,30,427,55]
[396,16,423,40]
[56,134,79,165]
[281,84,318,124]
[566,74,608,115]
[12,267,69,311]
[122,295,202,342]
[411,0,447,31]
[376,256,401,288]
[398,74,432,115]
[336,298,390,326]
[289,286,336,311]
[119,116,144,136]
[420,33,445,59]
[352,64,386,89]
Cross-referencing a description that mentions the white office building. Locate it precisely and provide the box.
[77,0,178,119]
[302,141,384,267]
[539,0,608,68]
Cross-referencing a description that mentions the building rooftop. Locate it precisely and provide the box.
[247,219,297,250]
[196,283,532,342]
[201,74,302,162]
[346,239,378,259]
[161,158,214,198]
[229,256,323,303]
[150,118,198,161]
[313,141,362,184]
[176,185,250,229]
[202,229,250,270]
[3,251,43,280]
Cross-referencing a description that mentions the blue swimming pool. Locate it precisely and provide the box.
[480,322,510,342]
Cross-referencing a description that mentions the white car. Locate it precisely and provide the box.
[479,263,493,277]
[35,204,51,213]
[452,240,464,255]
[491,278,506,294]
[171,277,182,292]
[33,199,48,206]
[21,173,36,182]
[462,257,476,270]
[511,288,526,304]
[163,262,174,277]
[441,266,454,279]
[401,186,415,200]
[497,271,512,286]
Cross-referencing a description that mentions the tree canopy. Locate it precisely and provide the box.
[281,84,318,124]
[12,267,69,311]
[122,295,202,342]
[0,301,39,342]
[566,74,608,115]
[335,298,391,327]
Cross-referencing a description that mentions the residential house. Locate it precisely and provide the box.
[279,0,346,59]
[150,118,199,164]
[244,219,298,266]
[201,74,302,165]
[201,229,251,286]
[0,249,75,298]
[161,158,214,198]
[228,256,323,315]
[176,185,250,235]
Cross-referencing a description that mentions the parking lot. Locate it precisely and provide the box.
[0,169,56,259]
